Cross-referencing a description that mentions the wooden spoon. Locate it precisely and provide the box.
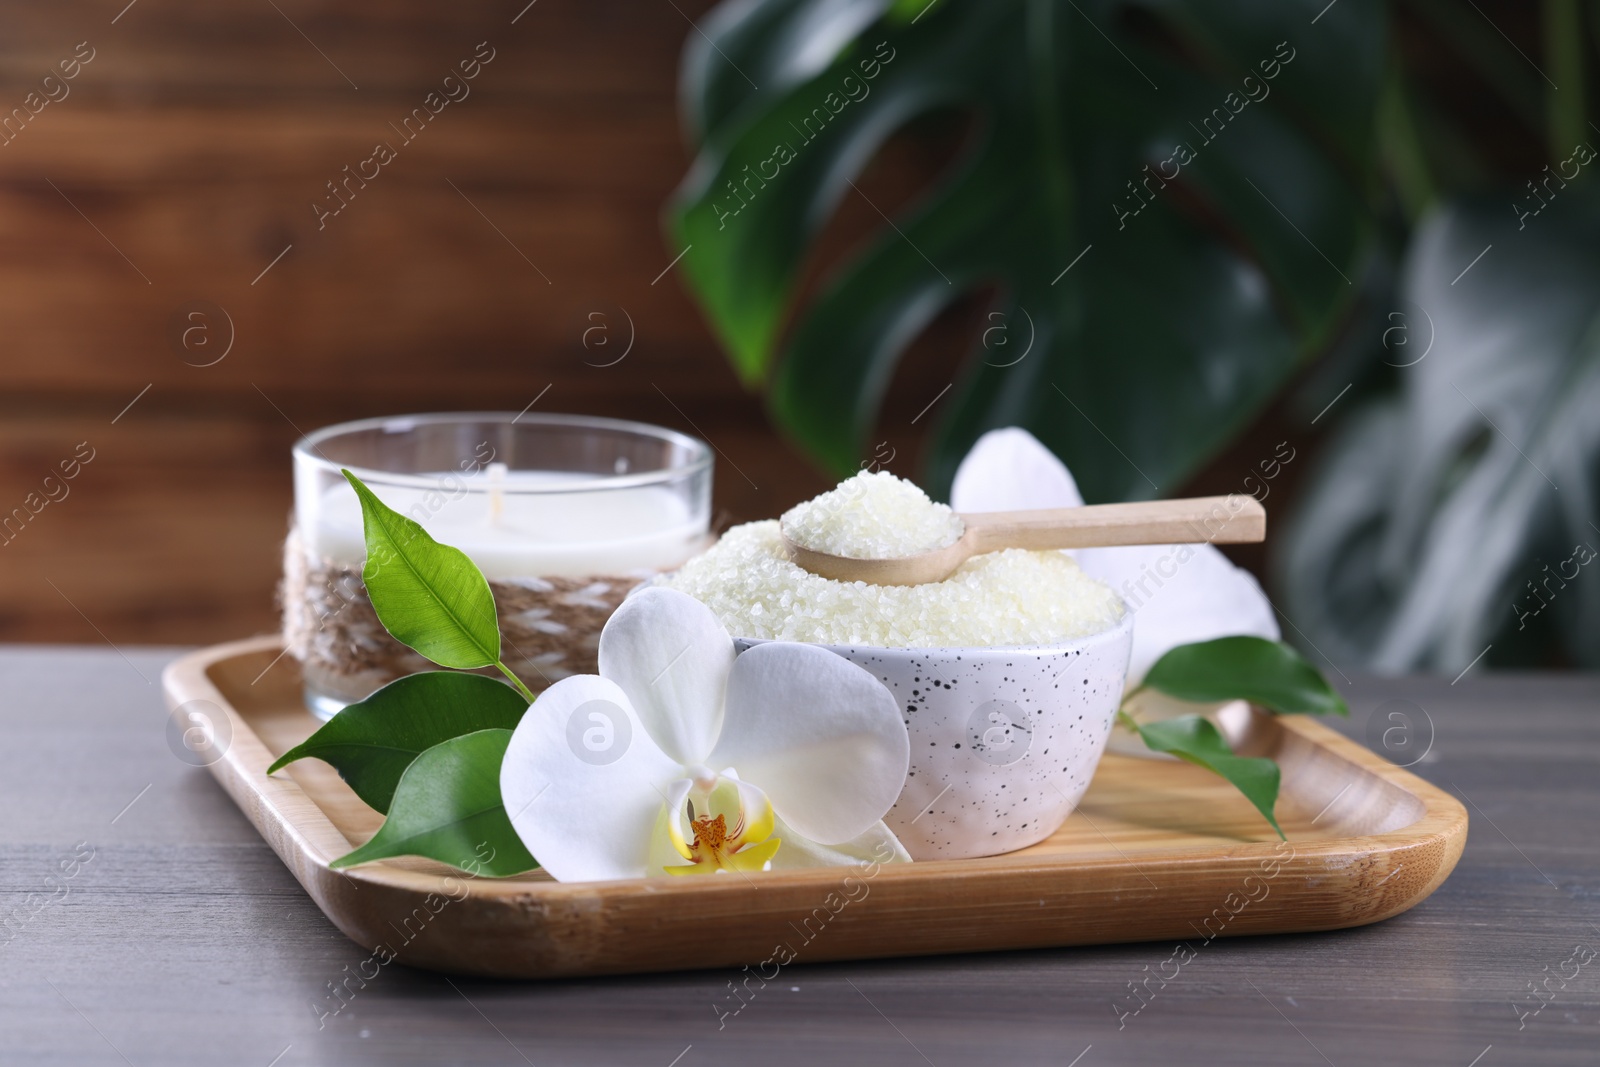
[782,495,1266,586]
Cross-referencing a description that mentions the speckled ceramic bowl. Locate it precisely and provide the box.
[734,608,1134,861]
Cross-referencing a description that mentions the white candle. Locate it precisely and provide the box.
[300,466,704,579]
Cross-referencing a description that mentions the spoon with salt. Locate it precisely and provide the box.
[781,495,1266,586]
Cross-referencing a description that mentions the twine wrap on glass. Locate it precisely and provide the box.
[284,413,712,718]
[280,526,660,706]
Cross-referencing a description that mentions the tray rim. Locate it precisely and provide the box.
[163,635,1469,974]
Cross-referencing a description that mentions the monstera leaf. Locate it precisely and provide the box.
[670,0,1384,500]
[1280,195,1600,671]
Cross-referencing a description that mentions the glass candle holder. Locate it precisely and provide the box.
[284,413,713,719]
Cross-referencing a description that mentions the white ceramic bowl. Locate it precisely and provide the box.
[734,608,1134,861]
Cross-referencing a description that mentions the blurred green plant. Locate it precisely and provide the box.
[1278,196,1600,671]
[1120,635,1348,837]
[668,0,1599,671]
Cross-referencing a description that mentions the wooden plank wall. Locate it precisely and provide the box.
[0,0,1332,648]
[0,0,858,644]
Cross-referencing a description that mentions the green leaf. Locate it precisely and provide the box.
[1125,712,1283,839]
[1280,194,1600,671]
[329,729,537,876]
[268,672,529,815]
[342,469,501,670]
[670,0,1384,500]
[1141,636,1348,716]
[1404,0,1543,131]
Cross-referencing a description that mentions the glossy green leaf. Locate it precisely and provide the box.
[330,729,537,876]
[1124,712,1282,839]
[670,0,1383,500]
[343,469,501,670]
[1280,194,1600,671]
[268,672,529,815]
[1141,636,1348,716]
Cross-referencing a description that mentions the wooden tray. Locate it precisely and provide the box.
[163,636,1468,979]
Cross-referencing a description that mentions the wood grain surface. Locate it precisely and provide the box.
[2,644,1594,1064]
[0,0,866,646]
[159,636,1466,980]
[0,0,1297,651]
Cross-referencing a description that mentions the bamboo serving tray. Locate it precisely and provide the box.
[163,636,1468,979]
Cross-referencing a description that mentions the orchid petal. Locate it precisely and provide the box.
[697,773,776,847]
[765,816,911,870]
[649,798,695,874]
[708,642,908,845]
[598,587,735,765]
[950,427,1278,679]
[950,427,1087,513]
[499,674,680,882]
[1078,542,1280,680]
[728,775,775,848]
[663,858,721,876]
[725,835,782,872]
[661,777,694,861]
[651,774,780,875]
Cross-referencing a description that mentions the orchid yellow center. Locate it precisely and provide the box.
[663,775,781,876]
[692,813,728,851]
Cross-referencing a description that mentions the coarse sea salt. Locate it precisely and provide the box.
[780,470,965,560]
[658,520,1126,649]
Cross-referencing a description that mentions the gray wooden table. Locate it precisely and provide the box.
[2,646,1596,1066]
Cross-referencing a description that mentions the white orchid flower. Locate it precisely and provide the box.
[950,428,1280,743]
[500,587,912,882]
